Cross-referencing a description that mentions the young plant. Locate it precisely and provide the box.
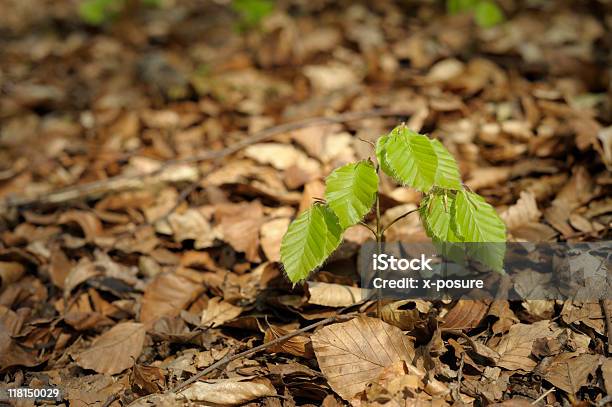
[280,125,507,284]
[447,0,505,28]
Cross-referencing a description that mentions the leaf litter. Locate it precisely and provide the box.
[0,1,611,406]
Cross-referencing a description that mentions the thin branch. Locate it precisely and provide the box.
[532,387,555,405]
[3,108,415,210]
[380,208,419,236]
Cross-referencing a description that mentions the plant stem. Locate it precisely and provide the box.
[380,208,419,236]
[359,221,378,240]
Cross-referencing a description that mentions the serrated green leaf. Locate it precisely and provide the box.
[375,135,393,176]
[420,193,461,242]
[452,190,506,271]
[431,140,462,190]
[280,204,343,283]
[384,128,438,192]
[474,0,504,28]
[325,160,378,229]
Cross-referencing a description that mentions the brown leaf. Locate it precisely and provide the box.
[442,300,488,330]
[215,201,265,262]
[492,320,555,371]
[0,261,25,289]
[140,273,203,325]
[181,377,277,404]
[260,217,290,262]
[601,358,612,395]
[380,300,430,331]
[168,208,217,249]
[0,323,39,371]
[501,191,541,232]
[307,282,368,308]
[540,353,601,393]
[74,322,146,375]
[488,300,519,335]
[264,325,314,358]
[58,210,103,241]
[200,297,242,327]
[312,316,415,401]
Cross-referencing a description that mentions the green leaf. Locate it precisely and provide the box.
[375,135,393,176]
[431,140,462,190]
[79,0,123,25]
[280,204,343,284]
[474,0,504,28]
[447,0,478,14]
[383,128,438,192]
[325,160,378,229]
[452,190,506,271]
[420,193,461,242]
[232,0,274,28]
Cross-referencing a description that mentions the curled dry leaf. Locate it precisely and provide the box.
[307,282,368,308]
[215,201,264,262]
[312,316,415,401]
[140,273,203,325]
[181,377,277,405]
[500,191,541,231]
[74,322,146,375]
[380,300,430,331]
[442,300,489,330]
[200,297,243,328]
[244,143,320,179]
[264,325,314,358]
[58,210,103,241]
[0,326,39,371]
[0,261,25,289]
[168,208,217,249]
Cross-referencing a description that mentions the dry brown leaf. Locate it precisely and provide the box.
[501,191,541,231]
[260,217,290,262]
[200,297,242,327]
[0,261,25,289]
[488,301,519,335]
[264,325,314,358]
[465,167,511,191]
[312,316,415,401]
[299,180,325,213]
[181,377,277,405]
[140,273,203,324]
[307,282,368,308]
[215,201,264,262]
[380,300,430,331]
[540,353,601,393]
[74,322,146,375]
[442,300,488,330]
[0,324,39,371]
[601,358,612,394]
[167,208,217,249]
[58,210,103,241]
[244,143,320,178]
[492,320,555,371]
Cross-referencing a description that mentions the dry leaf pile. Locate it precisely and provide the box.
[0,0,611,406]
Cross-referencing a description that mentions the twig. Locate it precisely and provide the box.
[4,108,414,210]
[600,299,612,354]
[532,387,555,405]
[359,221,378,240]
[380,208,419,236]
[169,313,357,393]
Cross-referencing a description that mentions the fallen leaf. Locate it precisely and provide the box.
[380,300,430,331]
[540,353,600,393]
[260,217,290,262]
[74,322,146,375]
[168,208,217,249]
[264,325,314,358]
[501,191,541,231]
[58,210,103,241]
[601,358,612,394]
[312,316,415,401]
[492,320,555,371]
[0,261,25,289]
[181,377,277,404]
[215,201,264,262]
[442,300,488,330]
[244,143,320,180]
[200,297,242,327]
[140,273,203,324]
[307,282,368,308]
[0,323,39,371]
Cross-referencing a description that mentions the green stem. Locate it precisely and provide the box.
[380,208,419,237]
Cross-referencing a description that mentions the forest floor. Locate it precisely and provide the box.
[0,0,611,406]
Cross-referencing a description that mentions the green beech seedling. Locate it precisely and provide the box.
[447,0,505,28]
[280,125,507,284]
